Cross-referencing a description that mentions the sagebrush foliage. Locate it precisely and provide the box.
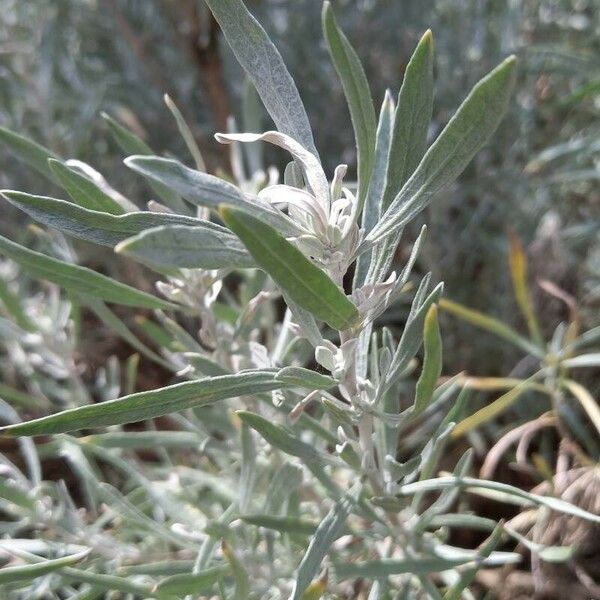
[0,1,598,598]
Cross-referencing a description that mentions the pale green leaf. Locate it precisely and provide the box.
[115,224,254,270]
[204,0,317,157]
[0,234,174,310]
[125,155,299,235]
[367,56,517,246]
[2,190,202,248]
[291,486,359,600]
[0,126,58,181]
[0,549,90,585]
[322,2,376,205]
[47,159,126,214]
[381,30,434,211]
[220,206,359,331]
[0,370,288,436]
[236,410,321,462]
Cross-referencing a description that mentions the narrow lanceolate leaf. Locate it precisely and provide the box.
[116,224,255,270]
[0,126,58,181]
[439,298,543,357]
[220,206,359,331]
[1,191,201,248]
[204,0,317,157]
[398,476,600,524]
[508,231,543,345]
[333,556,474,581]
[385,282,443,388]
[236,411,321,462]
[47,159,125,214]
[153,567,229,599]
[322,2,376,205]
[291,486,359,600]
[275,367,337,390]
[102,113,189,214]
[0,235,173,310]
[381,30,434,211]
[240,514,318,536]
[0,549,90,585]
[125,156,298,236]
[367,56,517,246]
[0,370,289,436]
[414,304,442,415]
[353,91,395,289]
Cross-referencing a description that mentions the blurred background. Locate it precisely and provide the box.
[0,0,598,378]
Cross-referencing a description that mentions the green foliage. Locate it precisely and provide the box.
[0,1,597,599]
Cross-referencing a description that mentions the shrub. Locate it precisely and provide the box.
[0,1,598,598]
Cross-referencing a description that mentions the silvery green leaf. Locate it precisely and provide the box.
[367,56,517,246]
[322,2,376,207]
[399,476,600,524]
[241,79,265,173]
[443,525,503,600]
[416,449,473,530]
[82,431,204,449]
[332,555,473,581]
[115,224,255,269]
[1,191,203,248]
[385,282,443,388]
[427,513,497,532]
[125,155,299,235]
[238,423,256,513]
[204,0,317,157]
[275,367,336,390]
[215,132,329,208]
[284,294,324,347]
[47,159,127,214]
[0,370,290,436]
[236,410,321,462]
[181,352,230,377]
[220,206,359,331]
[561,353,600,368]
[102,112,190,214]
[0,126,58,181]
[0,549,91,585]
[291,485,360,600]
[354,91,395,289]
[381,31,434,211]
[0,234,174,310]
[152,567,228,599]
[384,455,421,483]
[503,528,573,563]
[240,514,318,535]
